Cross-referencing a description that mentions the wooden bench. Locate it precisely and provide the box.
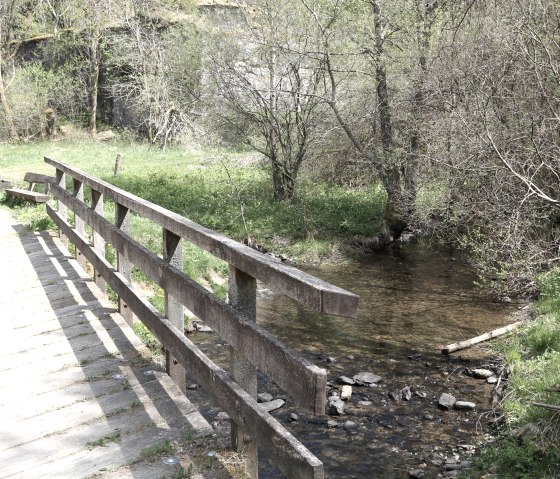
[5,172,54,203]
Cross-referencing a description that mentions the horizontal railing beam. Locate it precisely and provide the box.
[44,157,359,318]
[50,183,327,414]
[46,204,324,479]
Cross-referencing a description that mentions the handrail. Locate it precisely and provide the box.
[44,157,359,317]
[45,158,360,479]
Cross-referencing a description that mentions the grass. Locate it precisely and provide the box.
[0,138,385,262]
[86,431,121,449]
[464,268,560,478]
[139,439,174,459]
[1,137,384,354]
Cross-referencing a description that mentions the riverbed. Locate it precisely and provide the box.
[190,243,521,478]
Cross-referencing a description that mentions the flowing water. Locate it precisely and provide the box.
[192,243,522,478]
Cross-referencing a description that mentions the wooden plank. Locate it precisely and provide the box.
[47,207,324,479]
[4,188,50,202]
[163,228,186,394]
[45,157,359,317]
[55,168,68,248]
[115,202,133,327]
[23,172,55,184]
[229,266,258,478]
[48,188,327,415]
[91,189,107,292]
[73,178,87,270]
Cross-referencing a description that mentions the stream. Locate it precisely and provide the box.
[190,243,521,478]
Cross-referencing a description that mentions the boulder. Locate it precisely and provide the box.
[454,401,476,410]
[260,399,285,412]
[353,372,382,385]
[257,392,273,403]
[438,393,456,409]
[338,376,356,385]
[470,368,494,379]
[328,399,345,416]
[341,385,352,401]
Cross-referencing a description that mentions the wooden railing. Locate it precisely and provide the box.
[44,157,359,479]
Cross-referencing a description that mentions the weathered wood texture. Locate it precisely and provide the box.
[45,157,359,317]
[44,158,362,479]
[47,205,325,479]
[50,182,327,415]
[4,171,53,203]
[0,209,214,479]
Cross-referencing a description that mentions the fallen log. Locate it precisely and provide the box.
[442,321,525,355]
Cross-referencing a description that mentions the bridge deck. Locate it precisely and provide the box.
[0,209,220,479]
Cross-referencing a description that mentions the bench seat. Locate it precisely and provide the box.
[5,187,50,203]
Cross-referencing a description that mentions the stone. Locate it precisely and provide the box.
[389,391,400,401]
[438,393,456,409]
[353,372,382,385]
[186,383,199,390]
[327,419,339,428]
[341,385,352,401]
[257,392,273,403]
[454,401,476,410]
[288,413,299,422]
[358,400,373,406]
[415,391,427,398]
[402,386,412,401]
[409,470,425,478]
[338,376,356,385]
[343,420,358,430]
[196,325,213,333]
[260,399,285,412]
[346,355,355,360]
[470,368,494,379]
[215,412,230,421]
[327,357,337,363]
[328,399,345,416]
[487,375,499,384]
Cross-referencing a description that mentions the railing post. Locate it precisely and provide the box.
[55,169,68,248]
[229,266,258,478]
[91,189,106,293]
[163,228,186,394]
[72,178,87,270]
[115,203,133,327]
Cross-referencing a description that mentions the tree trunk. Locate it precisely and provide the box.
[89,32,100,134]
[272,161,296,201]
[371,0,405,239]
[0,58,17,142]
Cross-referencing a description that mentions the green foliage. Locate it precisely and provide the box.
[110,164,384,262]
[86,431,121,449]
[466,436,560,479]
[1,63,80,138]
[473,269,560,478]
[140,440,173,459]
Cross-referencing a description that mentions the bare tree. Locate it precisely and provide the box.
[206,0,325,200]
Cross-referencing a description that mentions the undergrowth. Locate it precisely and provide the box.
[465,268,560,478]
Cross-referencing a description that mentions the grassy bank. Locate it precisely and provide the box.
[464,270,560,478]
[1,137,384,349]
[0,138,385,263]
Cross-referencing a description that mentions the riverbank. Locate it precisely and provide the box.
[2,139,558,477]
[0,139,385,266]
[463,269,560,479]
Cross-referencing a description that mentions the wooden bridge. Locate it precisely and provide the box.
[0,159,359,479]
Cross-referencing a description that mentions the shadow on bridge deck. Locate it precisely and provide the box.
[0,210,242,479]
